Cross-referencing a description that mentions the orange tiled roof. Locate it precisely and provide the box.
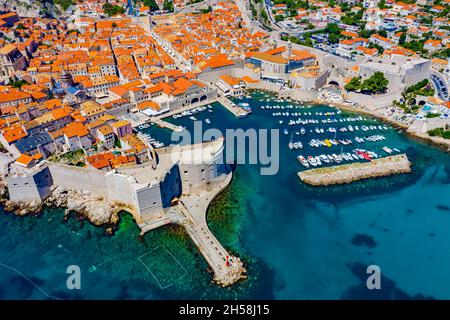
[63,122,89,138]
[2,125,27,143]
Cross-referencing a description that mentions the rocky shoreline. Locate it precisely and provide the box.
[0,175,132,229]
[298,154,412,186]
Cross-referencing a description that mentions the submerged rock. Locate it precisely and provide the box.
[351,234,377,249]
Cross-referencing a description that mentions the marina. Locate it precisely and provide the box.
[137,131,165,148]
[244,92,407,178]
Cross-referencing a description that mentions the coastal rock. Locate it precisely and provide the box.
[45,188,120,226]
[106,227,114,235]
[214,256,247,287]
[3,198,42,215]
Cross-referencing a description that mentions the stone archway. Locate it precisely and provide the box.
[328,80,340,87]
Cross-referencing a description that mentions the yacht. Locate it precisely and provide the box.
[319,155,330,163]
[298,155,310,166]
[382,146,393,154]
[298,155,310,167]
[307,156,318,166]
[315,157,322,166]
[205,118,211,125]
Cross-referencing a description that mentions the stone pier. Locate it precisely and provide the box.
[217,96,251,118]
[298,154,412,186]
[150,117,184,132]
[139,172,246,287]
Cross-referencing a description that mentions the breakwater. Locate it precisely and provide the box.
[298,154,412,186]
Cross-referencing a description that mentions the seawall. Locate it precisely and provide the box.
[298,154,412,186]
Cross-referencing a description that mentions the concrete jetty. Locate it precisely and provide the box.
[218,95,251,118]
[150,117,184,132]
[298,154,411,186]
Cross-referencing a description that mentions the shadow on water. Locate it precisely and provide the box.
[342,262,435,300]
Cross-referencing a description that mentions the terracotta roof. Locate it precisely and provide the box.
[15,153,34,166]
[0,91,31,103]
[2,125,27,143]
[248,52,287,64]
[110,120,131,129]
[97,125,113,136]
[63,122,89,138]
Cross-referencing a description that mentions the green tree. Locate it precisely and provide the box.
[361,72,389,93]
[163,0,174,12]
[344,77,361,91]
[325,23,340,35]
[275,15,284,22]
[261,10,268,22]
[368,43,384,54]
[378,0,387,9]
[144,0,160,12]
[378,29,387,38]
[9,78,27,88]
[102,3,125,16]
[54,0,75,11]
[328,33,340,44]
[398,33,406,45]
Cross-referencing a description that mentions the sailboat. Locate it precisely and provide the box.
[288,132,294,150]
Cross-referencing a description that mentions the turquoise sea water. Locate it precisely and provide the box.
[1,90,450,299]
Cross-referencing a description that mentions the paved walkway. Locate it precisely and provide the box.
[139,173,246,287]
[150,117,184,132]
[218,95,251,118]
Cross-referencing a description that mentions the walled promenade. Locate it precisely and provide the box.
[138,172,246,287]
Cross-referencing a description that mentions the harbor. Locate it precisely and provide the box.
[5,90,450,299]
[297,154,412,186]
